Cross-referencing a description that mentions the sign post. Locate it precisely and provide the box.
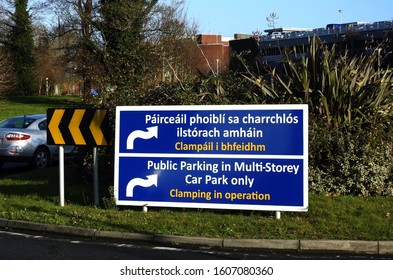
[114,105,308,212]
[47,108,110,206]
[93,147,99,206]
[59,145,65,207]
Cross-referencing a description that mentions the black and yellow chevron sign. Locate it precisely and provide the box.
[47,108,110,146]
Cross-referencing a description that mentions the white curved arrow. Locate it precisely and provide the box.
[126,174,158,197]
[127,126,158,150]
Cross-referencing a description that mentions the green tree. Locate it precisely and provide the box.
[7,0,37,95]
[98,0,157,105]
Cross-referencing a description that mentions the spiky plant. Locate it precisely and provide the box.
[247,36,393,126]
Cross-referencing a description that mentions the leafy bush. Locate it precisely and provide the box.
[136,73,255,106]
[309,116,393,196]
[241,36,393,197]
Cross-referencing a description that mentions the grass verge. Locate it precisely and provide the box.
[0,95,83,120]
[0,165,392,241]
[0,95,392,241]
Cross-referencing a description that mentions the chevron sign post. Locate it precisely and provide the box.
[47,108,110,207]
[47,108,109,146]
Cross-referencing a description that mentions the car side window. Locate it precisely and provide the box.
[10,119,23,128]
[39,120,47,130]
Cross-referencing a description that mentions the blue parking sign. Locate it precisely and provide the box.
[114,105,308,211]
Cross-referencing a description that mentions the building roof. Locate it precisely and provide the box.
[264,27,314,34]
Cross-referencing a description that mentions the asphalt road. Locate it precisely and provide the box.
[0,229,298,260]
[1,229,392,260]
[0,230,230,260]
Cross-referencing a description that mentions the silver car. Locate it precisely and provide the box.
[0,114,79,168]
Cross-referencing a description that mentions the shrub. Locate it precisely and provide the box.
[309,116,393,196]
[242,36,393,197]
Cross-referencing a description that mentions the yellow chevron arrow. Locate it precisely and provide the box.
[69,109,86,145]
[89,109,108,145]
[48,109,65,145]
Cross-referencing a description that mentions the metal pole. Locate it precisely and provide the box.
[93,147,99,206]
[339,9,343,24]
[276,211,281,220]
[45,77,49,96]
[59,146,65,206]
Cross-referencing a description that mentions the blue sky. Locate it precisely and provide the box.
[162,0,393,36]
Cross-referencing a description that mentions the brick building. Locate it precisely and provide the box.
[194,34,230,77]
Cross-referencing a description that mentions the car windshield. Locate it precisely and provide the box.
[0,116,36,129]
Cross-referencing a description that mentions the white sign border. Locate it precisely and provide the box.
[114,104,308,212]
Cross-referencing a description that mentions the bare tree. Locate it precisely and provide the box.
[34,25,70,95]
[0,49,16,96]
[46,0,97,99]
[146,0,199,84]
[34,0,199,101]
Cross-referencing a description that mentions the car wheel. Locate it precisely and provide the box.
[31,147,50,169]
